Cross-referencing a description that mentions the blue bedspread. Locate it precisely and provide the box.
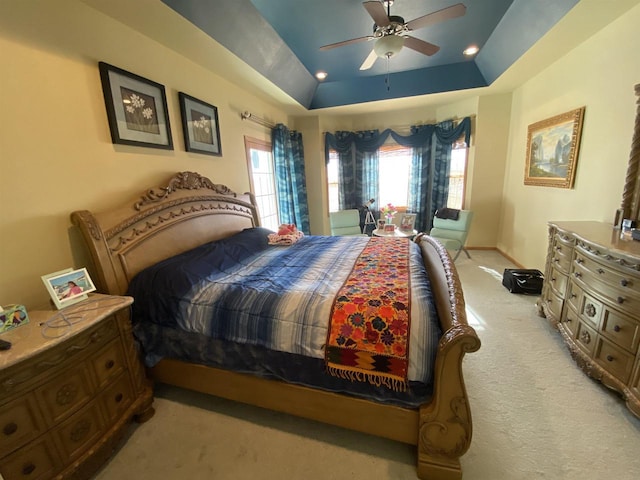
[128,227,440,384]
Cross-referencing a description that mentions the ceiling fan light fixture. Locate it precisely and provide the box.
[374,35,405,58]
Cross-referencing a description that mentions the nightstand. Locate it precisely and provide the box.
[0,294,154,479]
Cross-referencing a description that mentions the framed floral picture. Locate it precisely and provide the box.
[98,62,173,149]
[524,107,585,188]
[178,92,222,156]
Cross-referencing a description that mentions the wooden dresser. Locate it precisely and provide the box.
[538,221,640,418]
[0,295,154,479]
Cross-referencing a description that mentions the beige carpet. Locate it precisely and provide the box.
[94,250,640,480]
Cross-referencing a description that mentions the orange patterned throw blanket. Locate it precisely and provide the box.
[325,237,411,391]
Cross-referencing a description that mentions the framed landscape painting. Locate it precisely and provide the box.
[98,62,173,150]
[524,107,585,188]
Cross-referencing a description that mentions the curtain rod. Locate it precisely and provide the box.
[322,114,476,135]
[241,111,275,129]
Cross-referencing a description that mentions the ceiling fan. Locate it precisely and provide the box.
[319,1,466,71]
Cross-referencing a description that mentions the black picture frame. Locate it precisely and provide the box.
[98,62,173,150]
[178,92,222,156]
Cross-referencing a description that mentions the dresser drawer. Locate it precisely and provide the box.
[579,293,603,330]
[561,304,580,338]
[0,394,45,455]
[549,267,568,297]
[574,246,640,297]
[576,321,597,356]
[594,337,635,383]
[600,308,640,354]
[544,289,564,321]
[566,281,582,312]
[52,400,106,462]
[100,373,134,424]
[551,249,572,275]
[91,339,127,389]
[0,435,60,480]
[35,363,94,427]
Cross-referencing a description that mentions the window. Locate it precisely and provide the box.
[327,141,467,212]
[447,144,468,210]
[378,144,411,209]
[245,137,279,231]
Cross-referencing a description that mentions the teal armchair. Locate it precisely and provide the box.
[329,209,367,236]
[429,210,474,260]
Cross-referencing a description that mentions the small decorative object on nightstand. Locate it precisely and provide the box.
[0,294,154,479]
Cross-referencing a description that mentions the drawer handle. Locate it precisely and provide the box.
[585,303,596,317]
[574,272,582,278]
[617,296,625,304]
[576,258,584,264]
[613,325,621,332]
[570,293,576,298]
[597,268,604,274]
[620,279,629,287]
[3,422,18,435]
[551,277,556,282]
[580,331,591,344]
[115,392,124,403]
[105,359,115,370]
[606,355,614,362]
[22,462,36,475]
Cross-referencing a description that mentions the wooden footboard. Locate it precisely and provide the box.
[416,234,481,479]
[71,172,480,480]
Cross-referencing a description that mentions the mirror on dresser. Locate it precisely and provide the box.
[619,83,640,224]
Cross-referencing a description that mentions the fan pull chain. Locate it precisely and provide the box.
[385,55,391,92]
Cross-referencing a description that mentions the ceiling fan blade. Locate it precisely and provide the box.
[359,49,378,70]
[404,36,440,56]
[319,36,372,51]
[363,1,390,27]
[406,3,466,31]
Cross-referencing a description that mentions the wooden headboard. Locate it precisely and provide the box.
[71,172,260,296]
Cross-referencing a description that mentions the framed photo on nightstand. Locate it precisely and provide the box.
[41,267,96,309]
[400,214,416,232]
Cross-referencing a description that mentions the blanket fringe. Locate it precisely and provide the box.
[326,365,408,392]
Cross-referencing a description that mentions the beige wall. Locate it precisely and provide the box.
[0,1,289,309]
[2,0,639,311]
[498,3,640,270]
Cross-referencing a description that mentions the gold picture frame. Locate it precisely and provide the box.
[524,107,585,188]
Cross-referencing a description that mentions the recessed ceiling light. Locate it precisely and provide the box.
[463,45,479,56]
[316,71,328,81]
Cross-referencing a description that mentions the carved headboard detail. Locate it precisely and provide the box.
[71,172,259,295]
[134,171,237,210]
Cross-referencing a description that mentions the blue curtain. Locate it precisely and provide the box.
[325,130,384,210]
[325,117,471,232]
[272,124,310,234]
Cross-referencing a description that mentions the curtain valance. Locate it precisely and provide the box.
[324,116,471,160]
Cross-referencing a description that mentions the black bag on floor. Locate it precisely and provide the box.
[502,269,544,294]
